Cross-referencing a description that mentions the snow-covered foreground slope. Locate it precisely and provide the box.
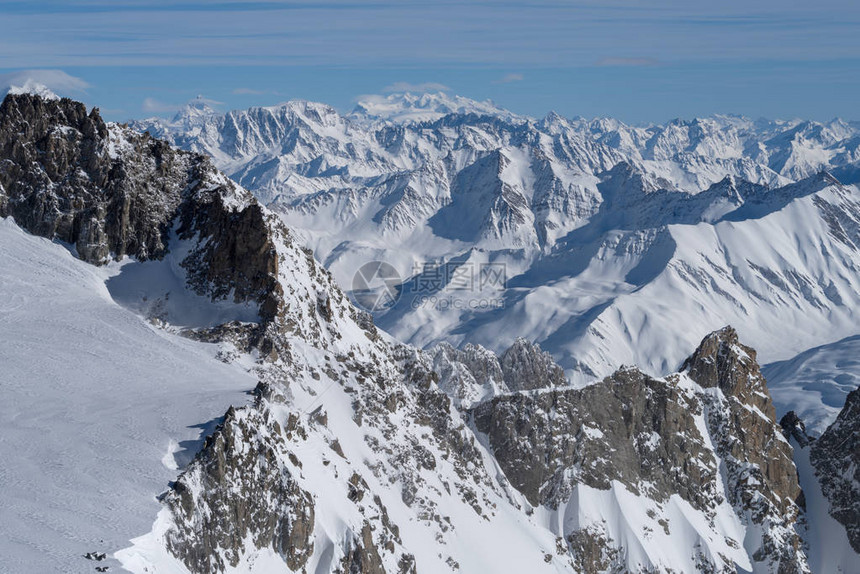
[0,218,257,574]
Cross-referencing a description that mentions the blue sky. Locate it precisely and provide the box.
[0,0,858,123]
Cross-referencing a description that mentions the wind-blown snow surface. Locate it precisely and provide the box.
[0,218,258,574]
[764,336,860,436]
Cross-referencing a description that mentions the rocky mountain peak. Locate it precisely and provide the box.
[170,95,220,126]
[6,80,61,100]
[0,92,283,324]
[473,329,808,572]
[351,91,520,124]
[0,92,108,146]
[681,326,773,415]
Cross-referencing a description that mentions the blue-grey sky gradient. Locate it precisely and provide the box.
[0,0,858,122]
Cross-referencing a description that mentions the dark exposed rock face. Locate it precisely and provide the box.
[473,366,715,510]
[499,337,566,391]
[0,93,279,317]
[811,386,860,553]
[682,326,773,415]
[1,93,178,262]
[432,338,564,408]
[780,411,811,448]
[473,326,807,573]
[340,523,386,574]
[175,191,280,320]
[682,327,802,521]
[682,328,805,573]
[165,403,315,573]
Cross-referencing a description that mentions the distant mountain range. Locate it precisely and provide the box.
[134,93,860,413]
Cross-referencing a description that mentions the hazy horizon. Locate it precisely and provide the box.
[1,1,858,124]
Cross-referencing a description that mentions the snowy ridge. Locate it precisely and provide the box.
[764,336,860,436]
[352,92,523,123]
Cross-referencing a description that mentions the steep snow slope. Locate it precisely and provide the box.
[526,176,860,381]
[0,218,258,574]
[793,446,860,572]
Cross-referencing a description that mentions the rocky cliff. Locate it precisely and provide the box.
[473,327,807,573]
[0,93,280,319]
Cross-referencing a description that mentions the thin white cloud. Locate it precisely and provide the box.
[0,69,89,95]
[142,97,181,114]
[382,82,450,94]
[1,3,857,69]
[495,73,524,84]
[595,57,660,67]
[142,95,222,115]
[232,87,273,95]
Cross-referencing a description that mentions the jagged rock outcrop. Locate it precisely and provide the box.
[810,386,860,553]
[0,93,279,318]
[431,338,564,408]
[499,337,566,391]
[165,403,316,573]
[431,342,508,408]
[780,411,811,448]
[473,327,807,573]
[682,327,805,572]
[681,327,802,521]
[1,93,175,262]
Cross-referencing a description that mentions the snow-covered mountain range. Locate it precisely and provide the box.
[134,93,860,416]
[2,92,859,574]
